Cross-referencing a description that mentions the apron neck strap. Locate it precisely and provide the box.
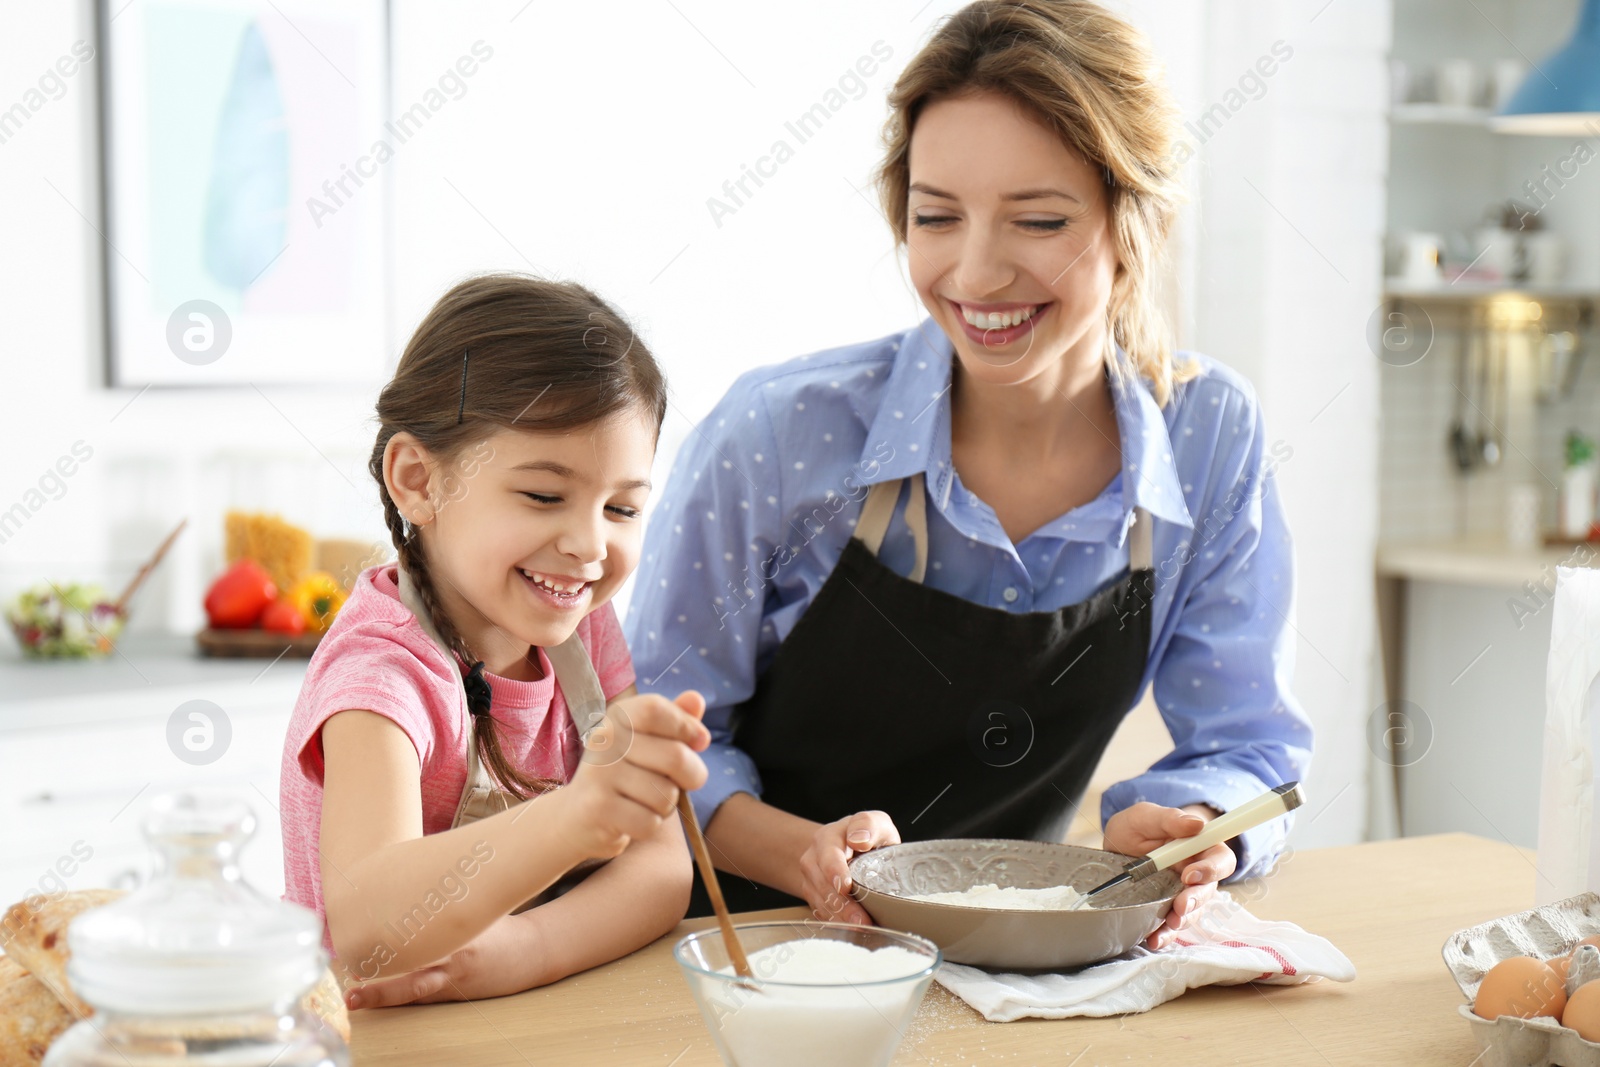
[395,562,608,745]
[854,481,1154,581]
[1128,506,1153,571]
[854,475,928,584]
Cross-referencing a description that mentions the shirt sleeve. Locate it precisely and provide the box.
[581,601,638,702]
[1100,382,1313,880]
[294,623,444,782]
[626,376,781,830]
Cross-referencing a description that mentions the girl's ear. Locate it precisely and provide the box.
[385,433,437,524]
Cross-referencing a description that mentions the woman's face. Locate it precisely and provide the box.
[905,91,1119,389]
[389,409,655,669]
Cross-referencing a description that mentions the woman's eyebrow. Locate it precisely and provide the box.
[909,181,1082,205]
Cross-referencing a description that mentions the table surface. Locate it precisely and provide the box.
[350,832,1530,1066]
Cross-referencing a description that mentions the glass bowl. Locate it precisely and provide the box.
[673,920,939,1067]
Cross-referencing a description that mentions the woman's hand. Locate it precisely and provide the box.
[798,810,901,925]
[561,691,710,861]
[1101,802,1235,951]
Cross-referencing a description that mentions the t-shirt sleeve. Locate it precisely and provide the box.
[582,601,637,701]
[293,623,445,783]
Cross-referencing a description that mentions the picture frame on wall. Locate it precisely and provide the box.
[97,0,390,387]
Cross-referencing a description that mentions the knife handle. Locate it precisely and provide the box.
[1142,781,1305,874]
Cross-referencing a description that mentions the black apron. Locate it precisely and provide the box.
[689,472,1154,917]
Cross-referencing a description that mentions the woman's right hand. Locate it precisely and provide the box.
[798,810,901,925]
[562,691,710,859]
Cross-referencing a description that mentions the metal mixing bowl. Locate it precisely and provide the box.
[849,838,1180,971]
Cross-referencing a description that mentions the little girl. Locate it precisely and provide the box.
[278,274,710,1010]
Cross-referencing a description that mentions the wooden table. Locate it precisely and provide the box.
[351,833,1531,1065]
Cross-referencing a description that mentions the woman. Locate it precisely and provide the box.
[626,0,1311,949]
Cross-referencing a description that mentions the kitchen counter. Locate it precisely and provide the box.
[350,832,1528,1066]
[1377,538,1596,589]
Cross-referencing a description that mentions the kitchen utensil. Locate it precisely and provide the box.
[1452,336,1480,473]
[1539,331,1585,402]
[112,518,186,616]
[1508,484,1543,549]
[676,790,755,983]
[1480,329,1503,467]
[1397,231,1445,286]
[1526,232,1569,285]
[849,840,1179,970]
[1084,782,1305,899]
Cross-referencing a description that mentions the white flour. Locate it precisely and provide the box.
[704,940,932,1067]
[910,882,1090,910]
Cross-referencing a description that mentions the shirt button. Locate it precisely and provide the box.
[1002,587,1019,603]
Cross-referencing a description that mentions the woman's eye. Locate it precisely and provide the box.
[606,506,641,519]
[1021,219,1068,232]
[911,213,957,228]
[523,492,561,504]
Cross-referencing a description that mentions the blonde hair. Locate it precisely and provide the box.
[876,0,1196,405]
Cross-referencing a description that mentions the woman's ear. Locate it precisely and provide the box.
[385,433,437,525]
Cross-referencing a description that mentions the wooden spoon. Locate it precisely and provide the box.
[676,790,757,984]
[113,519,188,617]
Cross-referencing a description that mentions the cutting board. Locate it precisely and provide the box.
[195,628,325,658]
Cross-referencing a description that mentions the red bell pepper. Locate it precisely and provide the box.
[204,560,278,629]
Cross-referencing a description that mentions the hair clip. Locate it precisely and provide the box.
[457,348,471,424]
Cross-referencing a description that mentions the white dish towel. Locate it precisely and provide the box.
[933,889,1357,1022]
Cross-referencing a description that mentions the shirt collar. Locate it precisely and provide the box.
[861,318,1194,532]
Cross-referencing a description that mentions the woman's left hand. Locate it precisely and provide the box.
[1100,802,1235,951]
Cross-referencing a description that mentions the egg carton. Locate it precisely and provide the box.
[1443,892,1600,1067]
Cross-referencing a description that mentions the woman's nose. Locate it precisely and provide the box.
[950,225,1016,299]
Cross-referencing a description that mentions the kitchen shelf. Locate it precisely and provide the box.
[1376,538,1597,588]
[1388,103,1495,126]
[1383,282,1600,303]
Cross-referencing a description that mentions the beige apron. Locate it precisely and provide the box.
[396,564,610,911]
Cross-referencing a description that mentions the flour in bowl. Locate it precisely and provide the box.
[910,882,1091,910]
[705,940,934,1067]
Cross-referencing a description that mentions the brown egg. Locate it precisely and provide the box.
[1563,979,1600,1042]
[1577,936,1600,954]
[1552,954,1574,986]
[1475,956,1568,1020]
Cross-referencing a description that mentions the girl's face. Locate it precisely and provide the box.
[389,408,655,674]
[905,91,1119,390]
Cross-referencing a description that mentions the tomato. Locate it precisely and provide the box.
[260,598,307,636]
[204,560,278,629]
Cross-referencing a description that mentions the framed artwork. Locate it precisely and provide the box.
[98,0,389,386]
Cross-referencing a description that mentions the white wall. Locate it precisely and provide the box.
[0,0,1382,851]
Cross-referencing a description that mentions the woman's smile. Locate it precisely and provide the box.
[947,298,1053,347]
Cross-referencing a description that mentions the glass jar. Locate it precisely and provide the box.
[44,790,347,1067]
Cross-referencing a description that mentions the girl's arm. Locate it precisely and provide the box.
[319,708,592,979]
[320,690,707,981]
[340,810,692,1007]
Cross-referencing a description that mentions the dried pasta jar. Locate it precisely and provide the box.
[44,791,348,1067]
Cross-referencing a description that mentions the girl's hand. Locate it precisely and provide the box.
[342,939,493,1010]
[1101,802,1235,951]
[561,690,710,860]
[798,810,900,925]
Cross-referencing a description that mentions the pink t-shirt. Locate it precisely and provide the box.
[278,563,635,951]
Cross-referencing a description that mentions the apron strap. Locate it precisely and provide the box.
[853,476,928,584]
[545,635,608,745]
[1128,506,1153,571]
